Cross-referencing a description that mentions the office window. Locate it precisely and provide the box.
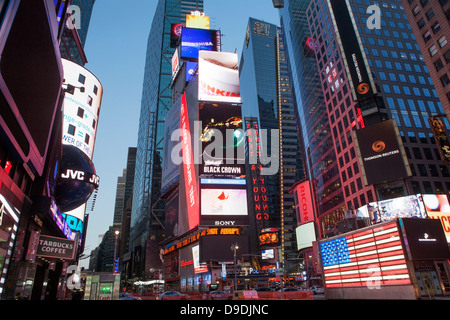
[435,58,444,71]
[441,74,450,87]
[417,18,426,29]
[429,44,438,56]
[423,31,431,42]
[438,36,447,48]
[432,22,441,34]
[425,8,434,20]
[78,74,86,84]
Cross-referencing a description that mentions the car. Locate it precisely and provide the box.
[156,291,187,300]
[310,286,324,294]
[209,290,233,300]
[254,287,274,292]
[119,292,142,300]
[276,287,300,292]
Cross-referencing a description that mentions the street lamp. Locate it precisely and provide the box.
[114,230,120,273]
[231,243,239,291]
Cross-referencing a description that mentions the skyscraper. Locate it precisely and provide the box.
[301,0,450,238]
[130,0,204,279]
[279,0,342,233]
[240,18,304,273]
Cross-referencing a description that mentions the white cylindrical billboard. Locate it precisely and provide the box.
[61,59,103,160]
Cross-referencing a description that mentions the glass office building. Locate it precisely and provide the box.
[240,18,303,270]
[302,0,450,236]
[279,0,343,233]
[130,0,204,278]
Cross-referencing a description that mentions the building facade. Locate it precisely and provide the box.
[302,0,450,237]
[130,0,204,280]
[240,18,304,274]
[401,0,450,120]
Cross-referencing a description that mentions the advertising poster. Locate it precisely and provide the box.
[357,194,427,224]
[199,102,245,177]
[181,27,221,60]
[162,98,181,193]
[328,0,376,102]
[199,178,249,226]
[198,51,242,104]
[353,119,411,185]
[422,194,450,242]
[293,180,316,224]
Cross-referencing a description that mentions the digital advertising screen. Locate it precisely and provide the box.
[422,194,450,242]
[199,102,245,177]
[199,178,249,226]
[180,27,221,61]
[198,51,242,104]
[354,119,411,186]
[358,194,427,224]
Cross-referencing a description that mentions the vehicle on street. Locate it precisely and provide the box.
[119,292,142,300]
[310,286,324,294]
[254,287,274,292]
[276,287,300,292]
[209,290,233,300]
[156,291,188,300]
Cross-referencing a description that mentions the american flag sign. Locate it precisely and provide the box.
[320,222,411,288]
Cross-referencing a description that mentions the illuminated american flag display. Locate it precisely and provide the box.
[320,222,411,288]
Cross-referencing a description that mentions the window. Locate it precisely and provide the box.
[413,6,420,16]
[441,74,450,87]
[417,18,426,29]
[420,0,428,7]
[425,8,435,20]
[429,44,438,56]
[434,58,444,71]
[445,50,450,63]
[438,36,447,48]
[432,22,441,34]
[85,134,90,145]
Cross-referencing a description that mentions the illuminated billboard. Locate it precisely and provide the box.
[198,51,242,104]
[328,0,376,102]
[353,119,411,186]
[199,102,245,177]
[423,194,450,242]
[295,222,316,251]
[162,97,181,193]
[200,178,249,226]
[180,93,199,230]
[186,12,210,29]
[320,221,411,288]
[180,27,221,61]
[293,180,316,224]
[356,194,427,224]
[61,59,103,160]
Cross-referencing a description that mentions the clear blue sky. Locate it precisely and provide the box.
[81,0,280,263]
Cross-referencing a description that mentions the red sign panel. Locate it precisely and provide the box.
[180,93,199,229]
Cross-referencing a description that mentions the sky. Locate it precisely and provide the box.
[80,0,280,265]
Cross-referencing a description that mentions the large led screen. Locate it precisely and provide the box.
[180,27,221,61]
[354,119,411,186]
[357,194,427,224]
[423,194,450,242]
[199,178,249,226]
[199,102,245,177]
[320,221,411,288]
[198,51,242,104]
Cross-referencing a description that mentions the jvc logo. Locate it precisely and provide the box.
[61,169,85,180]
